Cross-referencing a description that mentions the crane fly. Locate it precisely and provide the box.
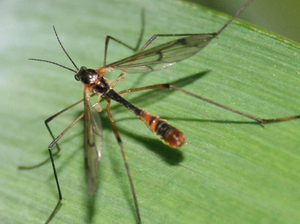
[19,0,300,223]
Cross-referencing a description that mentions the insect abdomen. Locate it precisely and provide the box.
[139,111,185,148]
[106,89,185,147]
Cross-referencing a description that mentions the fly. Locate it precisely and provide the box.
[18,0,299,223]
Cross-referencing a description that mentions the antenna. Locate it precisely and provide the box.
[29,26,79,73]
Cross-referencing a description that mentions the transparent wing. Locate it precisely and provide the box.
[84,92,103,195]
[106,33,215,73]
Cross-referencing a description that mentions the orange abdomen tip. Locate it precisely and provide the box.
[138,110,185,148]
[163,128,185,148]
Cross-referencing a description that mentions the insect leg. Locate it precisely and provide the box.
[118,84,300,125]
[45,112,85,224]
[106,99,142,224]
[19,99,88,223]
[18,99,84,170]
[103,9,145,66]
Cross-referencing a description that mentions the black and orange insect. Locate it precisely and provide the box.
[19,0,299,223]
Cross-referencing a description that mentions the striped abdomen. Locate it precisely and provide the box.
[138,110,185,148]
[106,89,185,148]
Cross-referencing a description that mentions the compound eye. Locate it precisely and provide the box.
[75,74,80,81]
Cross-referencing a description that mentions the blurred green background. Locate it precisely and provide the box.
[187,0,300,43]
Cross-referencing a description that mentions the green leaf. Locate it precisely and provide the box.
[1,0,300,224]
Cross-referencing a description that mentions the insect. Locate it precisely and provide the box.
[19,0,299,223]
